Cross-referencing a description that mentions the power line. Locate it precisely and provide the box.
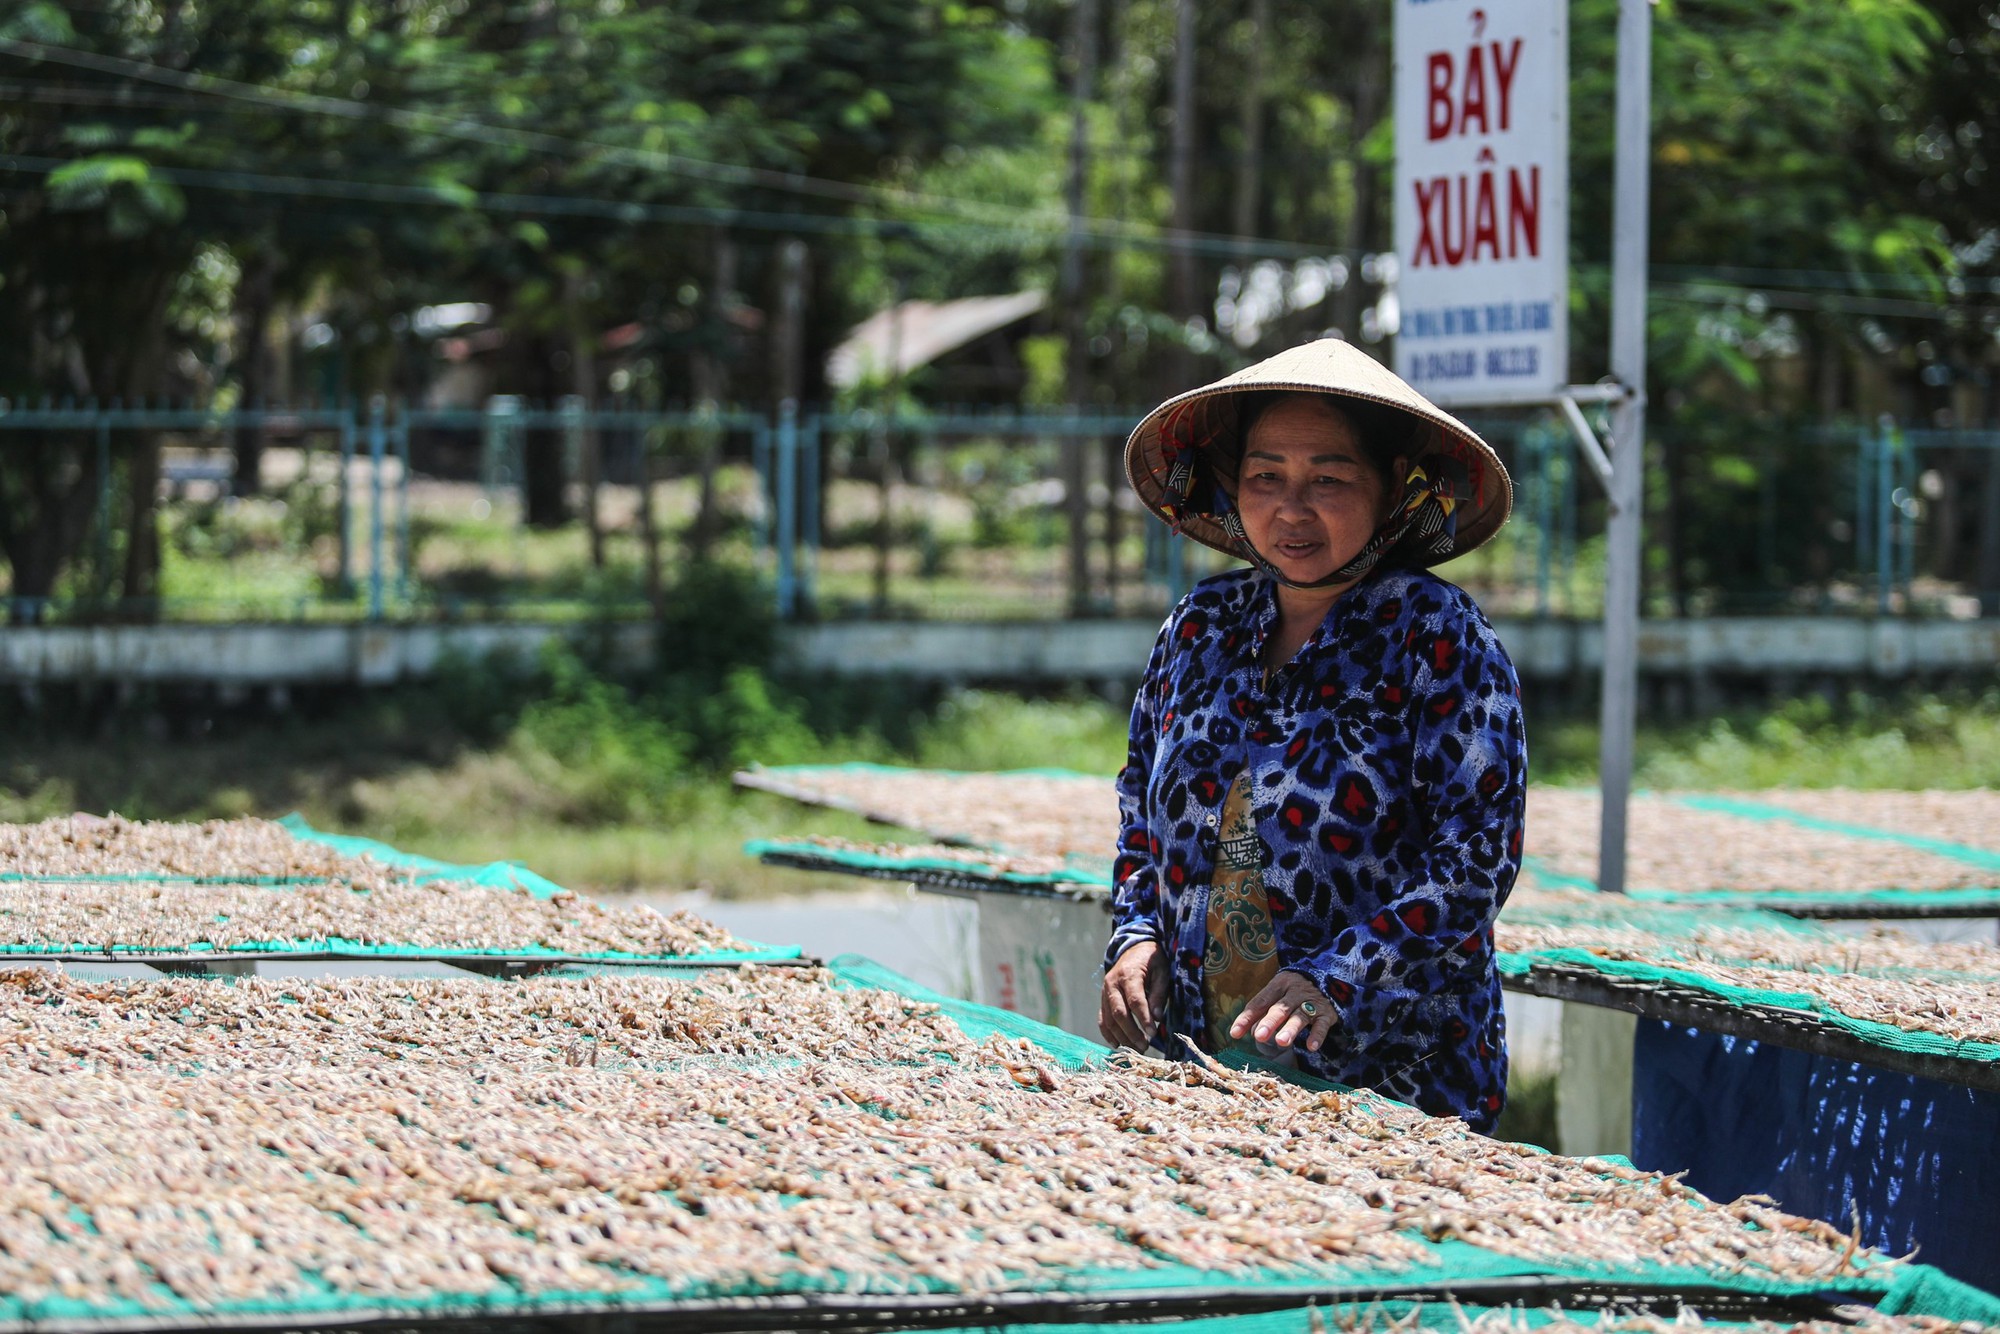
[0,153,1333,261]
[0,37,1324,261]
[7,148,1991,320]
[8,60,1990,302]
[1650,262,2000,299]
[1653,283,1998,322]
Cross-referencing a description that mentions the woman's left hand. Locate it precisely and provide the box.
[1230,971,1338,1053]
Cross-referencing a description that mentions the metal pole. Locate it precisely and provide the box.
[1897,427,1916,607]
[801,412,821,608]
[394,407,412,606]
[367,395,386,621]
[1595,0,1652,897]
[337,403,355,596]
[776,398,798,619]
[1855,428,1874,590]
[1533,427,1554,617]
[751,419,772,559]
[1560,439,1578,612]
[95,419,112,599]
[1877,415,1894,614]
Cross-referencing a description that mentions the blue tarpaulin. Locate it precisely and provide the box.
[1630,1021,2000,1293]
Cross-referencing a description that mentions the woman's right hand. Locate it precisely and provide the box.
[1099,940,1169,1051]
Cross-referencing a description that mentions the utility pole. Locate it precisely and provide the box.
[1169,0,1199,382]
[773,240,808,420]
[689,230,737,560]
[773,238,809,616]
[1596,0,1653,895]
[1062,0,1100,617]
[564,269,604,569]
[1232,0,1269,254]
[874,276,905,614]
[232,245,275,497]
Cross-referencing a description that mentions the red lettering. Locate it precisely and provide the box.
[1413,166,1541,268]
[1507,165,1540,258]
[1412,178,1445,266]
[1427,40,1528,142]
[1458,44,1488,136]
[1470,169,1500,261]
[1426,53,1455,140]
[1443,176,1467,266]
[1492,38,1523,132]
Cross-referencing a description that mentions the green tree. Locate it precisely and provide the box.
[0,0,1051,610]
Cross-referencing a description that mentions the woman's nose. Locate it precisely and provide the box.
[1275,482,1318,517]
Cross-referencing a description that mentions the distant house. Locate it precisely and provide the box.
[827,291,1048,405]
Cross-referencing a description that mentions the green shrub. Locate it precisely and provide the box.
[914,690,1127,774]
[515,648,693,822]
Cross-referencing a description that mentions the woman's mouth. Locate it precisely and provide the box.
[1275,538,1323,560]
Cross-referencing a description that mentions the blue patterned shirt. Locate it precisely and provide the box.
[1105,566,1526,1130]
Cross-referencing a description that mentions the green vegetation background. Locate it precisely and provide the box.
[6,0,1996,615]
[5,566,1995,898]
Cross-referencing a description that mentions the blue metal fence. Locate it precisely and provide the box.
[2,396,1994,623]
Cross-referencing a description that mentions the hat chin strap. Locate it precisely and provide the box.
[1228,472,1431,592]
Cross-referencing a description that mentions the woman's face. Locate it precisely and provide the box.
[1236,396,1402,587]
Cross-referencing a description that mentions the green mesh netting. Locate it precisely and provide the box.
[1676,795,2000,875]
[1640,892,2000,912]
[0,938,799,965]
[0,818,802,967]
[1494,948,2000,1065]
[747,762,1112,782]
[820,956,2000,1324]
[748,838,1112,891]
[279,815,798,963]
[1503,889,1833,940]
[276,812,572,897]
[745,767,2000,915]
[923,1289,2000,1334]
[1501,885,2000,1065]
[1524,849,2000,916]
[1,955,1995,1330]
[0,873,326,886]
[759,841,1996,1072]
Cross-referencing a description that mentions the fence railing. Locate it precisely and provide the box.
[2,397,1995,624]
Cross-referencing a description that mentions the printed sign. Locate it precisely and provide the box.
[976,892,1108,1042]
[1393,0,1568,405]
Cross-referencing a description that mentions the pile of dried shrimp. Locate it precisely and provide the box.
[0,966,1886,1313]
[0,878,742,957]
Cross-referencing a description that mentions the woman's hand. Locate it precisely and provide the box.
[1099,940,1169,1051]
[1230,970,1337,1053]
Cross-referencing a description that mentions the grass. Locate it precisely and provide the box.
[76,444,1610,622]
[1531,688,2000,789]
[3,674,1995,897]
[0,689,891,897]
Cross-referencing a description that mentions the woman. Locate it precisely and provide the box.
[1097,339,1526,1132]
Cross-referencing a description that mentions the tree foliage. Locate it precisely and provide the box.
[0,0,1992,614]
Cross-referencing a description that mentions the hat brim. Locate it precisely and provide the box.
[1124,339,1513,568]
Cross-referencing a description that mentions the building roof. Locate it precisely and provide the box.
[827,290,1048,389]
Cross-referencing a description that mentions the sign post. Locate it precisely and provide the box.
[1597,0,1652,896]
[1393,0,1650,894]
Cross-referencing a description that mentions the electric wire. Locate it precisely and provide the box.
[0,37,1314,259]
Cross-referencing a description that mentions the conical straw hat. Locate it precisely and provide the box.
[1124,338,1513,569]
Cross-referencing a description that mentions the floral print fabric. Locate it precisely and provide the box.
[1105,566,1527,1131]
[1200,773,1284,1055]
